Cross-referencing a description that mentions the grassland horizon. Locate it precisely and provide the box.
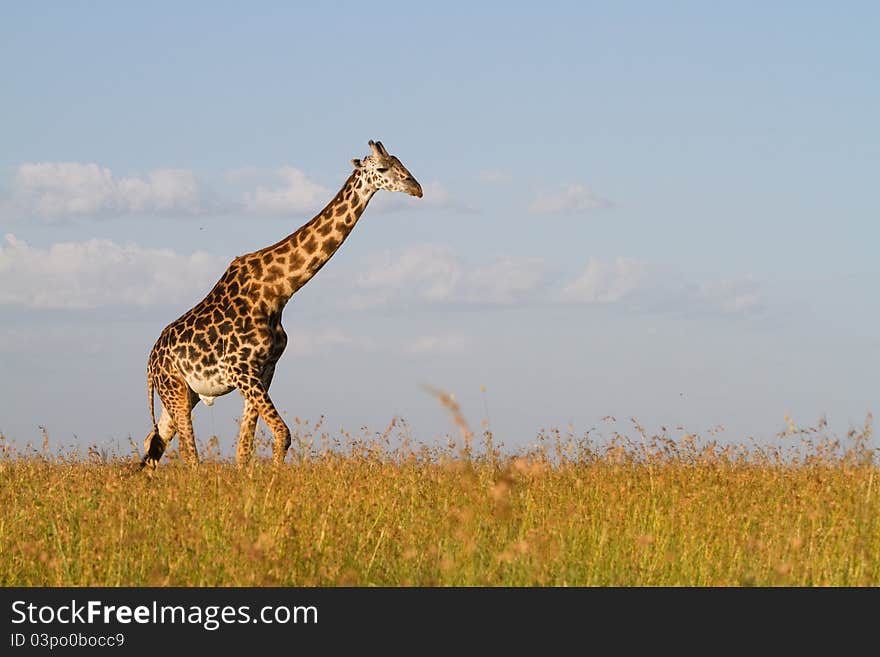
[1,411,876,587]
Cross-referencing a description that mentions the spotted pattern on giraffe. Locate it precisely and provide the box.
[140,141,422,469]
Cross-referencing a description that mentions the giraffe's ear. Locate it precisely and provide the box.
[351,158,363,169]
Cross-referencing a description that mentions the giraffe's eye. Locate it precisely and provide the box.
[376,167,389,173]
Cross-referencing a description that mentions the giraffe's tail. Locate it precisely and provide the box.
[148,365,158,434]
[140,365,160,470]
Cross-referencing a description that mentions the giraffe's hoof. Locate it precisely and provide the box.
[139,458,159,474]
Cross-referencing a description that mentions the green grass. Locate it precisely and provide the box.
[1,417,876,586]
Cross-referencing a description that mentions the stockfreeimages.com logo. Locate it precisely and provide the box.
[11,599,318,631]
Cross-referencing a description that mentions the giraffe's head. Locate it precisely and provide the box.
[352,140,423,198]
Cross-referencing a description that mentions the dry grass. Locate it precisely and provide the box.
[0,413,876,586]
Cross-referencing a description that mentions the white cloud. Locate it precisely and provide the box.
[529,184,612,214]
[229,170,467,215]
[4,162,209,220]
[696,278,763,315]
[560,259,763,317]
[350,244,761,318]
[284,327,376,356]
[559,258,649,303]
[352,244,461,308]
[1,162,473,222]
[242,166,330,215]
[351,244,550,309]
[419,181,453,208]
[0,229,762,320]
[0,234,225,309]
[466,257,551,304]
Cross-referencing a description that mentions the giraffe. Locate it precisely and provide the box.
[140,140,422,468]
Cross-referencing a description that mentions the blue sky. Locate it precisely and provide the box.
[1,2,877,454]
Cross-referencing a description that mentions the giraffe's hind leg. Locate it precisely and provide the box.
[171,383,201,466]
[144,375,201,467]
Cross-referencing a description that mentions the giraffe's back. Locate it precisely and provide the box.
[148,257,286,403]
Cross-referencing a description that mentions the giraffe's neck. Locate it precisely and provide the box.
[254,169,376,309]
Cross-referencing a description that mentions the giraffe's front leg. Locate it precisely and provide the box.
[232,369,290,465]
[236,400,259,466]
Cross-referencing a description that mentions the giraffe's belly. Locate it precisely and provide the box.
[186,376,234,406]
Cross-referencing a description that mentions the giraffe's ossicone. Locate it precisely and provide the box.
[141,140,422,468]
